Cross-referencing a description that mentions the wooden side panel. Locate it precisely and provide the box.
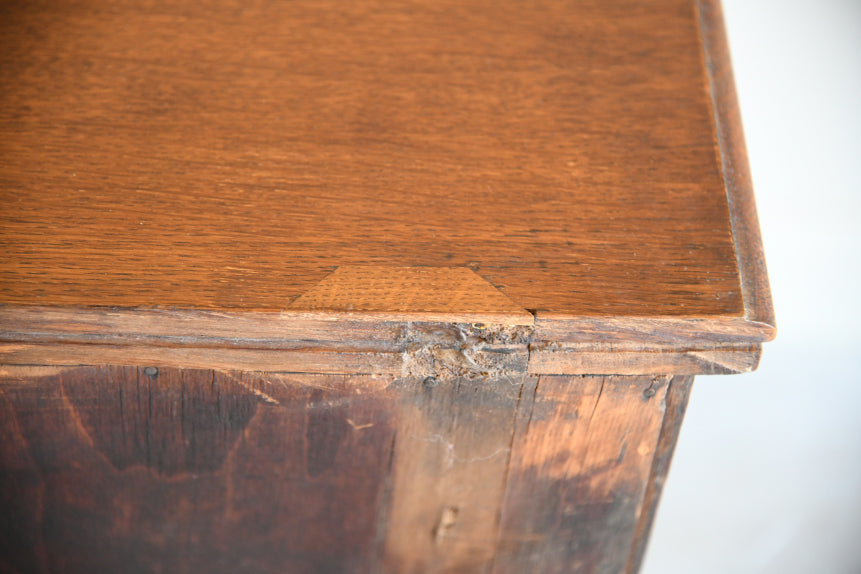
[383,374,525,573]
[493,375,676,574]
[626,376,694,574]
[0,367,396,574]
[0,367,690,573]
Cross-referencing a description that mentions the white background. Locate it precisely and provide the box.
[642,1,861,572]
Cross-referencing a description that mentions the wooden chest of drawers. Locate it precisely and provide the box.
[0,0,773,571]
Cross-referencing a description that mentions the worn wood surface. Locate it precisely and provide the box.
[384,373,526,573]
[0,299,771,371]
[0,1,773,572]
[625,376,694,574]
[0,366,689,573]
[528,343,761,376]
[494,375,676,573]
[0,0,773,347]
[0,340,760,377]
[0,366,397,574]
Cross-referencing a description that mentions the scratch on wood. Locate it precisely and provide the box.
[0,365,69,379]
[413,433,510,470]
[512,376,604,480]
[219,371,280,405]
[57,370,99,452]
[586,376,606,428]
[347,418,375,431]
[265,372,338,392]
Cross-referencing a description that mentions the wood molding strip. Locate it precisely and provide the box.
[696,0,776,335]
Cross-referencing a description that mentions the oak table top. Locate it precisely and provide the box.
[0,0,773,368]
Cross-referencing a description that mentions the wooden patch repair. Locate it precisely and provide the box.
[290,266,533,325]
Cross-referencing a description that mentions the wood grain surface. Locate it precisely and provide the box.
[494,375,677,574]
[290,266,534,325]
[0,3,772,571]
[0,367,397,574]
[0,366,687,574]
[0,0,773,346]
[626,375,693,574]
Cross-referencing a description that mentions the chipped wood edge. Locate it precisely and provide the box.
[696,0,776,338]
[0,305,530,345]
[0,317,530,378]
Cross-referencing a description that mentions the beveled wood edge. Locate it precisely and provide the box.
[2,305,772,346]
[0,340,760,377]
[532,313,773,345]
[696,0,776,336]
[529,344,760,376]
[0,305,528,349]
[289,266,533,323]
[0,305,767,374]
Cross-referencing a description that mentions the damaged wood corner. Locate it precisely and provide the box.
[397,322,532,382]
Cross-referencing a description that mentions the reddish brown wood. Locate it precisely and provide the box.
[0,367,693,574]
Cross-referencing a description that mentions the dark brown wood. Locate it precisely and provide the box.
[0,367,693,574]
[384,373,526,573]
[0,366,396,574]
